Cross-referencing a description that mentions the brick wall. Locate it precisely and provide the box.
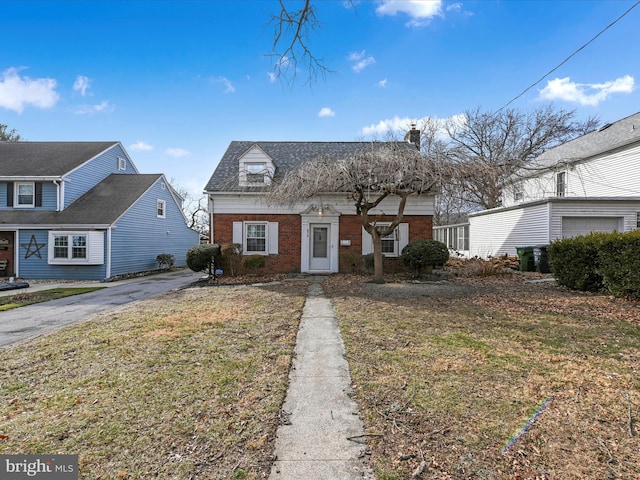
[213,213,433,275]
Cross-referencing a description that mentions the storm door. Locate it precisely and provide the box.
[309,224,331,271]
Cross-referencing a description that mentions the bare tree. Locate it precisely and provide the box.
[440,106,599,210]
[171,183,209,238]
[269,0,352,85]
[267,142,438,283]
[0,124,22,142]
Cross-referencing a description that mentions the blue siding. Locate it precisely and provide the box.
[110,178,199,276]
[64,144,135,207]
[0,181,58,211]
[16,229,107,280]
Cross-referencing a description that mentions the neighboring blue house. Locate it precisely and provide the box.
[0,141,199,280]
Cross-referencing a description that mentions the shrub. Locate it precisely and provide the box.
[243,254,266,272]
[221,243,243,276]
[156,253,175,270]
[401,240,449,275]
[548,233,606,291]
[186,244,221,276]
[597,230,640,300]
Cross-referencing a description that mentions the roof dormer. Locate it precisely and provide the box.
[238,145,276,187]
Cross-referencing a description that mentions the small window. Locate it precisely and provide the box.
[636,212,640,229]
[157,200,166,218]
[245,223,267,253]
[379,225,398,256]
[118,157,127,171]
[15,182,35,207]
[246,163,267,184]
[514,183,524,202]
[556,172,566,197]
[457,225,469,251]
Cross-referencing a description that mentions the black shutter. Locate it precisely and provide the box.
[6,182,13,207]
[35,182,43,207]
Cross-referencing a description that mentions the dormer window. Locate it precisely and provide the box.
[246,162,267,184]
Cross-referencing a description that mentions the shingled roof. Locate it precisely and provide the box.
[0,141,122,177]
[0,174,162,227]
[204,141,418,192]
[528,111,640,171]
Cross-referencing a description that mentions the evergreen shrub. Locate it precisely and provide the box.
[401,239,449,275]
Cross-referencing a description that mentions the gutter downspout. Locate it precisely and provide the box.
[106,227,112,279]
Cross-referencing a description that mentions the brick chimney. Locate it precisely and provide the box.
[407,124,420,150]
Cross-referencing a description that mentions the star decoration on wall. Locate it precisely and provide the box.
[21,235,46,259]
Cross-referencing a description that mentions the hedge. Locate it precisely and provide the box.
[548,231,640,299]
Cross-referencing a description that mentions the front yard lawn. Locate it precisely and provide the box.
[325,274,640,479]
[0,281,307,479]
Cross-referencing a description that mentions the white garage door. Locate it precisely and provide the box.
[561,216,622,238]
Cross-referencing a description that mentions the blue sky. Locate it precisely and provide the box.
[1,0,638,198]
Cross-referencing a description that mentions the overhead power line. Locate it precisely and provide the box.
[498,0,640,112]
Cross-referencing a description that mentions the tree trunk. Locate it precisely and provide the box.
[371,231,385,284]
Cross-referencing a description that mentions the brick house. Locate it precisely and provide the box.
[203,138,435,274]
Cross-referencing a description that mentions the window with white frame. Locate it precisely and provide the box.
[556,172,566,197]
[15,182,35,207]
[48,231,104,265]
[513,182,524,202]
[374,224,399,256]
[245,223,267,253]
[117,157,127,171]
[157,199,166,218]
[53,234,86,260]
[245,163,267,184]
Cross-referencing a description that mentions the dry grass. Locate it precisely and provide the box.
[325,274,640,479]
[0,281,307,479]
[0,287,105,311]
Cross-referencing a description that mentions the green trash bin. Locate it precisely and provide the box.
[516,246,535,272]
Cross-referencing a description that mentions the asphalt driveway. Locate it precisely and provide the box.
[0,269,203,348]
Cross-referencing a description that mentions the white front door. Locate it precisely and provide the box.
[309,224,331,271]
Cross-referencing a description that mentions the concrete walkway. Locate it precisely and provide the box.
[269,281,375,480]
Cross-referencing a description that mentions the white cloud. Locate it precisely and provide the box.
[378,78,388,88]
[0,67,59,113]
[348,50,376,73]
[215,76,236,93]
[375,0,443,26]
[361,114,458,138]
[74,100,113,115]
[539,75,635,106]
[165,148,190,158]
[129,141,154,152]
[267,71,277,83]
[73,75,91,96]
[318,107,335,117]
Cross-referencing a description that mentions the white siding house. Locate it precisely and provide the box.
[468,111,640,258]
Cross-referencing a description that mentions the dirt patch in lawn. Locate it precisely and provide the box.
[0,281,308,479]
[324,272,640,479]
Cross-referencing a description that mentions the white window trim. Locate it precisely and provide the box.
[117,157,127,171]
[556,171,566,197]
[47,231,105,265]
[232,221,278,255]
[15,181,35,208]
[238,160,275,187]
[362,223,409,258]
[157,199,166,218]
[244,221,268,254]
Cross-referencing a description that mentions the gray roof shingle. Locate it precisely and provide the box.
[204,141,417,192]
[0,174,162,227]
[0,141,119,177]
[530,111,640,170]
